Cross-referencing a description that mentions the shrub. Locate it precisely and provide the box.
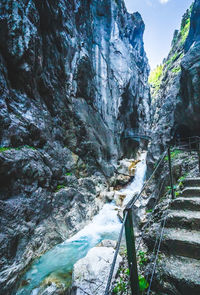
[139,275,149,291]
[138,251,148,265]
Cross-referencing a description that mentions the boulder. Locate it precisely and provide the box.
[114,192,127,207]
[72,246,122,295]
[99,191,115,203]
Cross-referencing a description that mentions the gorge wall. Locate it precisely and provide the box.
[0,0,150,293]
[149,0,200,162]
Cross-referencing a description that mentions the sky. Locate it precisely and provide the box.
[124,0,194,70]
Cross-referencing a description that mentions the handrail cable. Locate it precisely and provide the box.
[141,223,162,295]
[136,178,166,252]
[143,196,172,293]
[126,149,168,210]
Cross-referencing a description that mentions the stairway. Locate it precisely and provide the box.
[144,178,200,295]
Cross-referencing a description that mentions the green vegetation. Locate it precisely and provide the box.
[166,52,179,66]
[178,174,187,182]
[179,4,193,45]
[113,273,149,294]
[149,5,193,97]
[65,172,72,176]
[148,64,164,96]
[138,251,148,266]
[180,17,190,44]
[171,149,182,159]
[166,185,177,193]
[139,275,149,291]
[0,147,12,152]
[166,173,188,197]
[0,145,36,152]
[164,149,182,161]
[146,209,153,213]
[176,173,188,193]
[172,66,181,74]
[113,277,127,294]
[55,185,66,192]
[163,51,183,76]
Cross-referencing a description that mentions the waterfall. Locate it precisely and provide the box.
[121,151,147,205]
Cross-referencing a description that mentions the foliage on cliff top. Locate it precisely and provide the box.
[165,4,192,60]
[148,64,163,98]
[149,3,193,100]
[180,15,191,45]
[163,8,191,70]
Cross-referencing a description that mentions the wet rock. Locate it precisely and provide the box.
[100,191,115,203]
[72,246,122,295]
[97,239,117,248]
[115,174,131,187]
[114,192,127,207]
[117,159,134,175]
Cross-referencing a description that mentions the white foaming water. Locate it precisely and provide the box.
[121,152,147,206]
[17,152,147,295]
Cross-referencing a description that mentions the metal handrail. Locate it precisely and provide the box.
[104,149,168,295]
[124,129,152,140]
[104,136,200,295]
[104,211,128,294]
[125,149,168,210]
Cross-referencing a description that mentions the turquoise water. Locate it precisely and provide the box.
[16,203,121,294]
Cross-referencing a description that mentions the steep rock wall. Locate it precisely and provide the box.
[0,0,150,293]
[149,0,200,163]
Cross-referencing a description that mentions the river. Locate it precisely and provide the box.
[16,152,147,294]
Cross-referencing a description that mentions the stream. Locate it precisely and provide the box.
[16,152,147,295]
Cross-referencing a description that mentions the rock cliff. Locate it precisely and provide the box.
[149,0,200,162]
[146,2,200,291]
[0,0,150,293]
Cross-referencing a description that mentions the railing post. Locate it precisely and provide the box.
[168,147,175,200]
[124,207,140,295]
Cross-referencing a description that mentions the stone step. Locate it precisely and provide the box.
[160,228,200,260]
[181,187,200,197]
[171,197,200,211]
[153,255,200,295]
[183,177,200,187]
[144,225,200,260]
[165,210,200,230]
